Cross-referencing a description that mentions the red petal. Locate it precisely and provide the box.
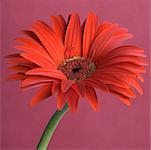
[68,89,79,112]
[22,30,43,45]
[57,88,72,110]
[15,38,57,67]
[84,78,109,93]
[64,14,81,57]
[50,15,66,43]
[26,68,67,80]
[6,54,35,66]
[110,90,132,106]
[21,82,52,91]
[99,56,147,67]
[85,86,99,111]
[99,33,133,55]
[30,85,52,106]
[108,85,135,98]
[32,21,64,65]
[83,12,98,57]
[15,37,46,54]
[92,72,129,88]
[98,62,146,74]
[90,23,134,60]
[99,67,137,77]
[90,23,119,59]
[95,21,111,37]
[52,81,60,94]
[7,73,27,80]
[21,76,56,88]
[96,46,145,62]
[9,65,31,72]
[61,80,75,93]
[125,77,143,95]
[5,54,21,58]
[21,52,56,69]
[137,74,144,82]
[72,81,85,97]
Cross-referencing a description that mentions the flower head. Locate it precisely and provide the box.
[7,12,147,112]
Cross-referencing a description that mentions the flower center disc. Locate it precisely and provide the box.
[59,56,96,81]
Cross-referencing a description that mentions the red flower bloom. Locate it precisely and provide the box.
[7,12,147,112]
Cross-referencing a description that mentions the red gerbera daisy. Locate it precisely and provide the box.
[7,12,147,112]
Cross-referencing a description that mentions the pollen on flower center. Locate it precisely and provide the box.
[59,56,96,81]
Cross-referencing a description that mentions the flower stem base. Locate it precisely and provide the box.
[37,104,69,150]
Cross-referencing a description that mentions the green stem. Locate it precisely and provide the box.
[37,104,69,150]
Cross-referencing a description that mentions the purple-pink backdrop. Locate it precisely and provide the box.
[1,0,150,149]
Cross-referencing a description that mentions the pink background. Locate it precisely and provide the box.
[1,0,150,149]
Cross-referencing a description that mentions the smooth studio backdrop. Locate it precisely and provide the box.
[1,0,150,149]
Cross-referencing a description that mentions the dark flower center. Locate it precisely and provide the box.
[59,56,96,81]
[72,67,81,73]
